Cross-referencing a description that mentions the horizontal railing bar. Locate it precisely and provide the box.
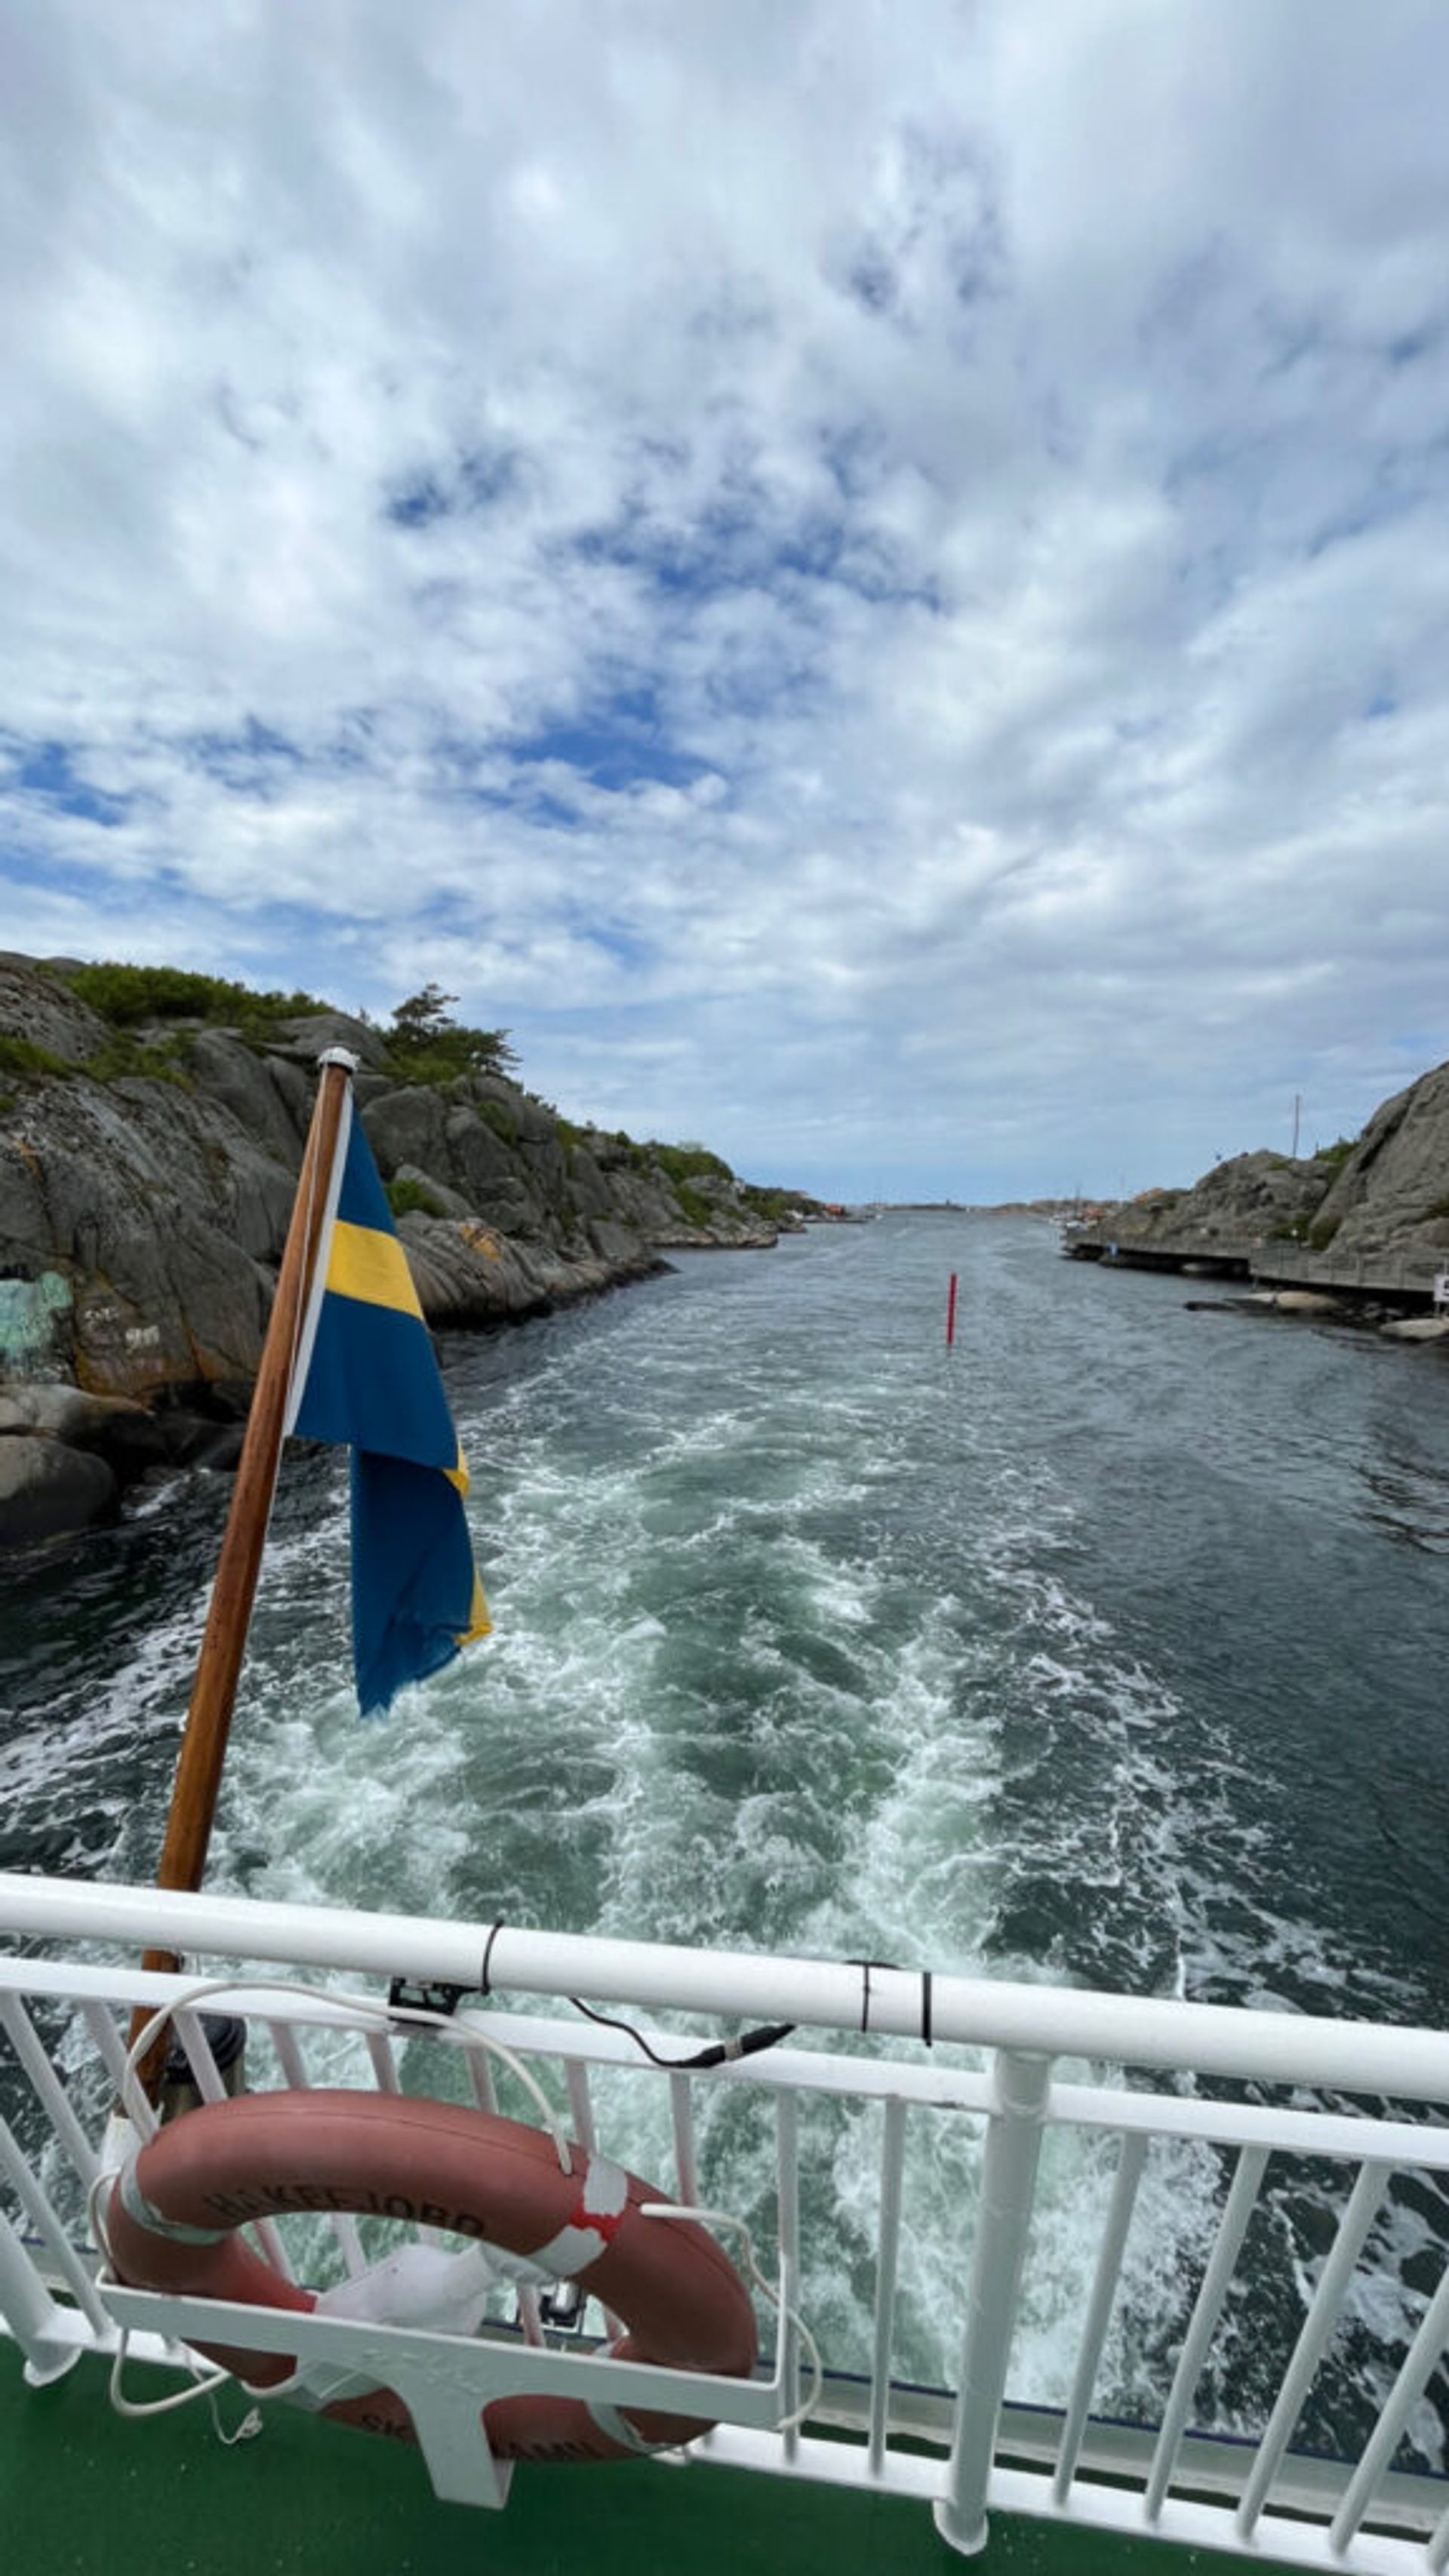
[703,2416,1441,2560]
[705,2424,1439,2571]
[8,2304,1438,2541]
[9,1961,1449,2182]
[985,2463,1425,2575]
[703,2420,944,2498]
[461,2011,994,2110]
[466,2014,1449,2165]
[11,1970,1449,2190]
[10,1873,1449,2100]
[1045,2081,1449,2165]
[996,2403,1449,2527]
[705,2429,1435,2571]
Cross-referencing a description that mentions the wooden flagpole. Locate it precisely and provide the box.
[124,1052,355,2101]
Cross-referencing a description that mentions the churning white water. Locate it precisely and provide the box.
[8,1214,1449,2442]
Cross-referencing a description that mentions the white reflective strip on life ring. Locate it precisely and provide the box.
[118,2153,230,2247]
[584,2400,660,2456]
[528,2156,630,2279]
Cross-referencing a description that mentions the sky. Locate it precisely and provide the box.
[2,2,1447,1204]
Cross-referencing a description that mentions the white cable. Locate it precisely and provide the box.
[98,1973,571,2441]
[106,2331,233,2421]
[118,1975,573,2170]
[100,1987,790,2455]
[88,2159,244,2425]
[639,2202,823,2436]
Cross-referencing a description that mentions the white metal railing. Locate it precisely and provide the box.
[3,1873,1449,2566]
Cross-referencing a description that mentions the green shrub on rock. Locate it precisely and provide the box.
[63,962,325,1036]
[386,1176,448,1220]
[0,1032,69,1081]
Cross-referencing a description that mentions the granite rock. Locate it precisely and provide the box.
[0,953,792,1538]
[0,1432,117,1543]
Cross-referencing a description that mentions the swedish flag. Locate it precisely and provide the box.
[286,1100,490,1713]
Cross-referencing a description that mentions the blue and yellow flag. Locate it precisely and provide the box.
[286,1100,490,1714]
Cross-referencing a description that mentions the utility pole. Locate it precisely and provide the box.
[1292,1094,1302,1159]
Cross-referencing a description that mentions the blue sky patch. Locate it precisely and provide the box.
[387,474,451,528]
[509,686,707,794]
[386,445,519,528]
[14,743,128,827]
[189,718,303,787]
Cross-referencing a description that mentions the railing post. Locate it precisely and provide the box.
[0,2208,80,2386]
[935,2048,1051,2558]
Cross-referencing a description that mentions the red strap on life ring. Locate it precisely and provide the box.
[106,2089,758,2464]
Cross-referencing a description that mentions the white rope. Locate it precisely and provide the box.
[639,2202,823,2436]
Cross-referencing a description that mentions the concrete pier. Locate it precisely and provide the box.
[1061,1226,1444,1306]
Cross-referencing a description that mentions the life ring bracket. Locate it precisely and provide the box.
[97,2267,790,2510]
[100,2088,779,2501]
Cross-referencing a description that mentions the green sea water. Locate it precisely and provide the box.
[5,1214,1449,2449]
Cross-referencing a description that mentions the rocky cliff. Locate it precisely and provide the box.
[1088,1150,1341,1254]
[1304,1060,1449,1261]
[0,953,814,1542]
[1091,1060,1449,1273]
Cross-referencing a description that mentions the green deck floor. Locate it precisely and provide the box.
[2,2348,1251,2576]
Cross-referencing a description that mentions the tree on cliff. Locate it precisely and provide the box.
[386,984,517,1082]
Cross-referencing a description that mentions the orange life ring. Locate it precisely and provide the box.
[106,2088,758,2464]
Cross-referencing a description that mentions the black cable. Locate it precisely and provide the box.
[850,1955,901,2036]
[480,1920,506,1998]
[568,1995,795,2071]
[851,1957,934,2044]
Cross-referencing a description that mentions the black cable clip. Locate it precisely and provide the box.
[387,1976,469,2019]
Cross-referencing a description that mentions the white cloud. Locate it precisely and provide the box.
[1,0,1447,1196]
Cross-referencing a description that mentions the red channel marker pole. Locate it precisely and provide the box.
[946,1272,958,1346]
